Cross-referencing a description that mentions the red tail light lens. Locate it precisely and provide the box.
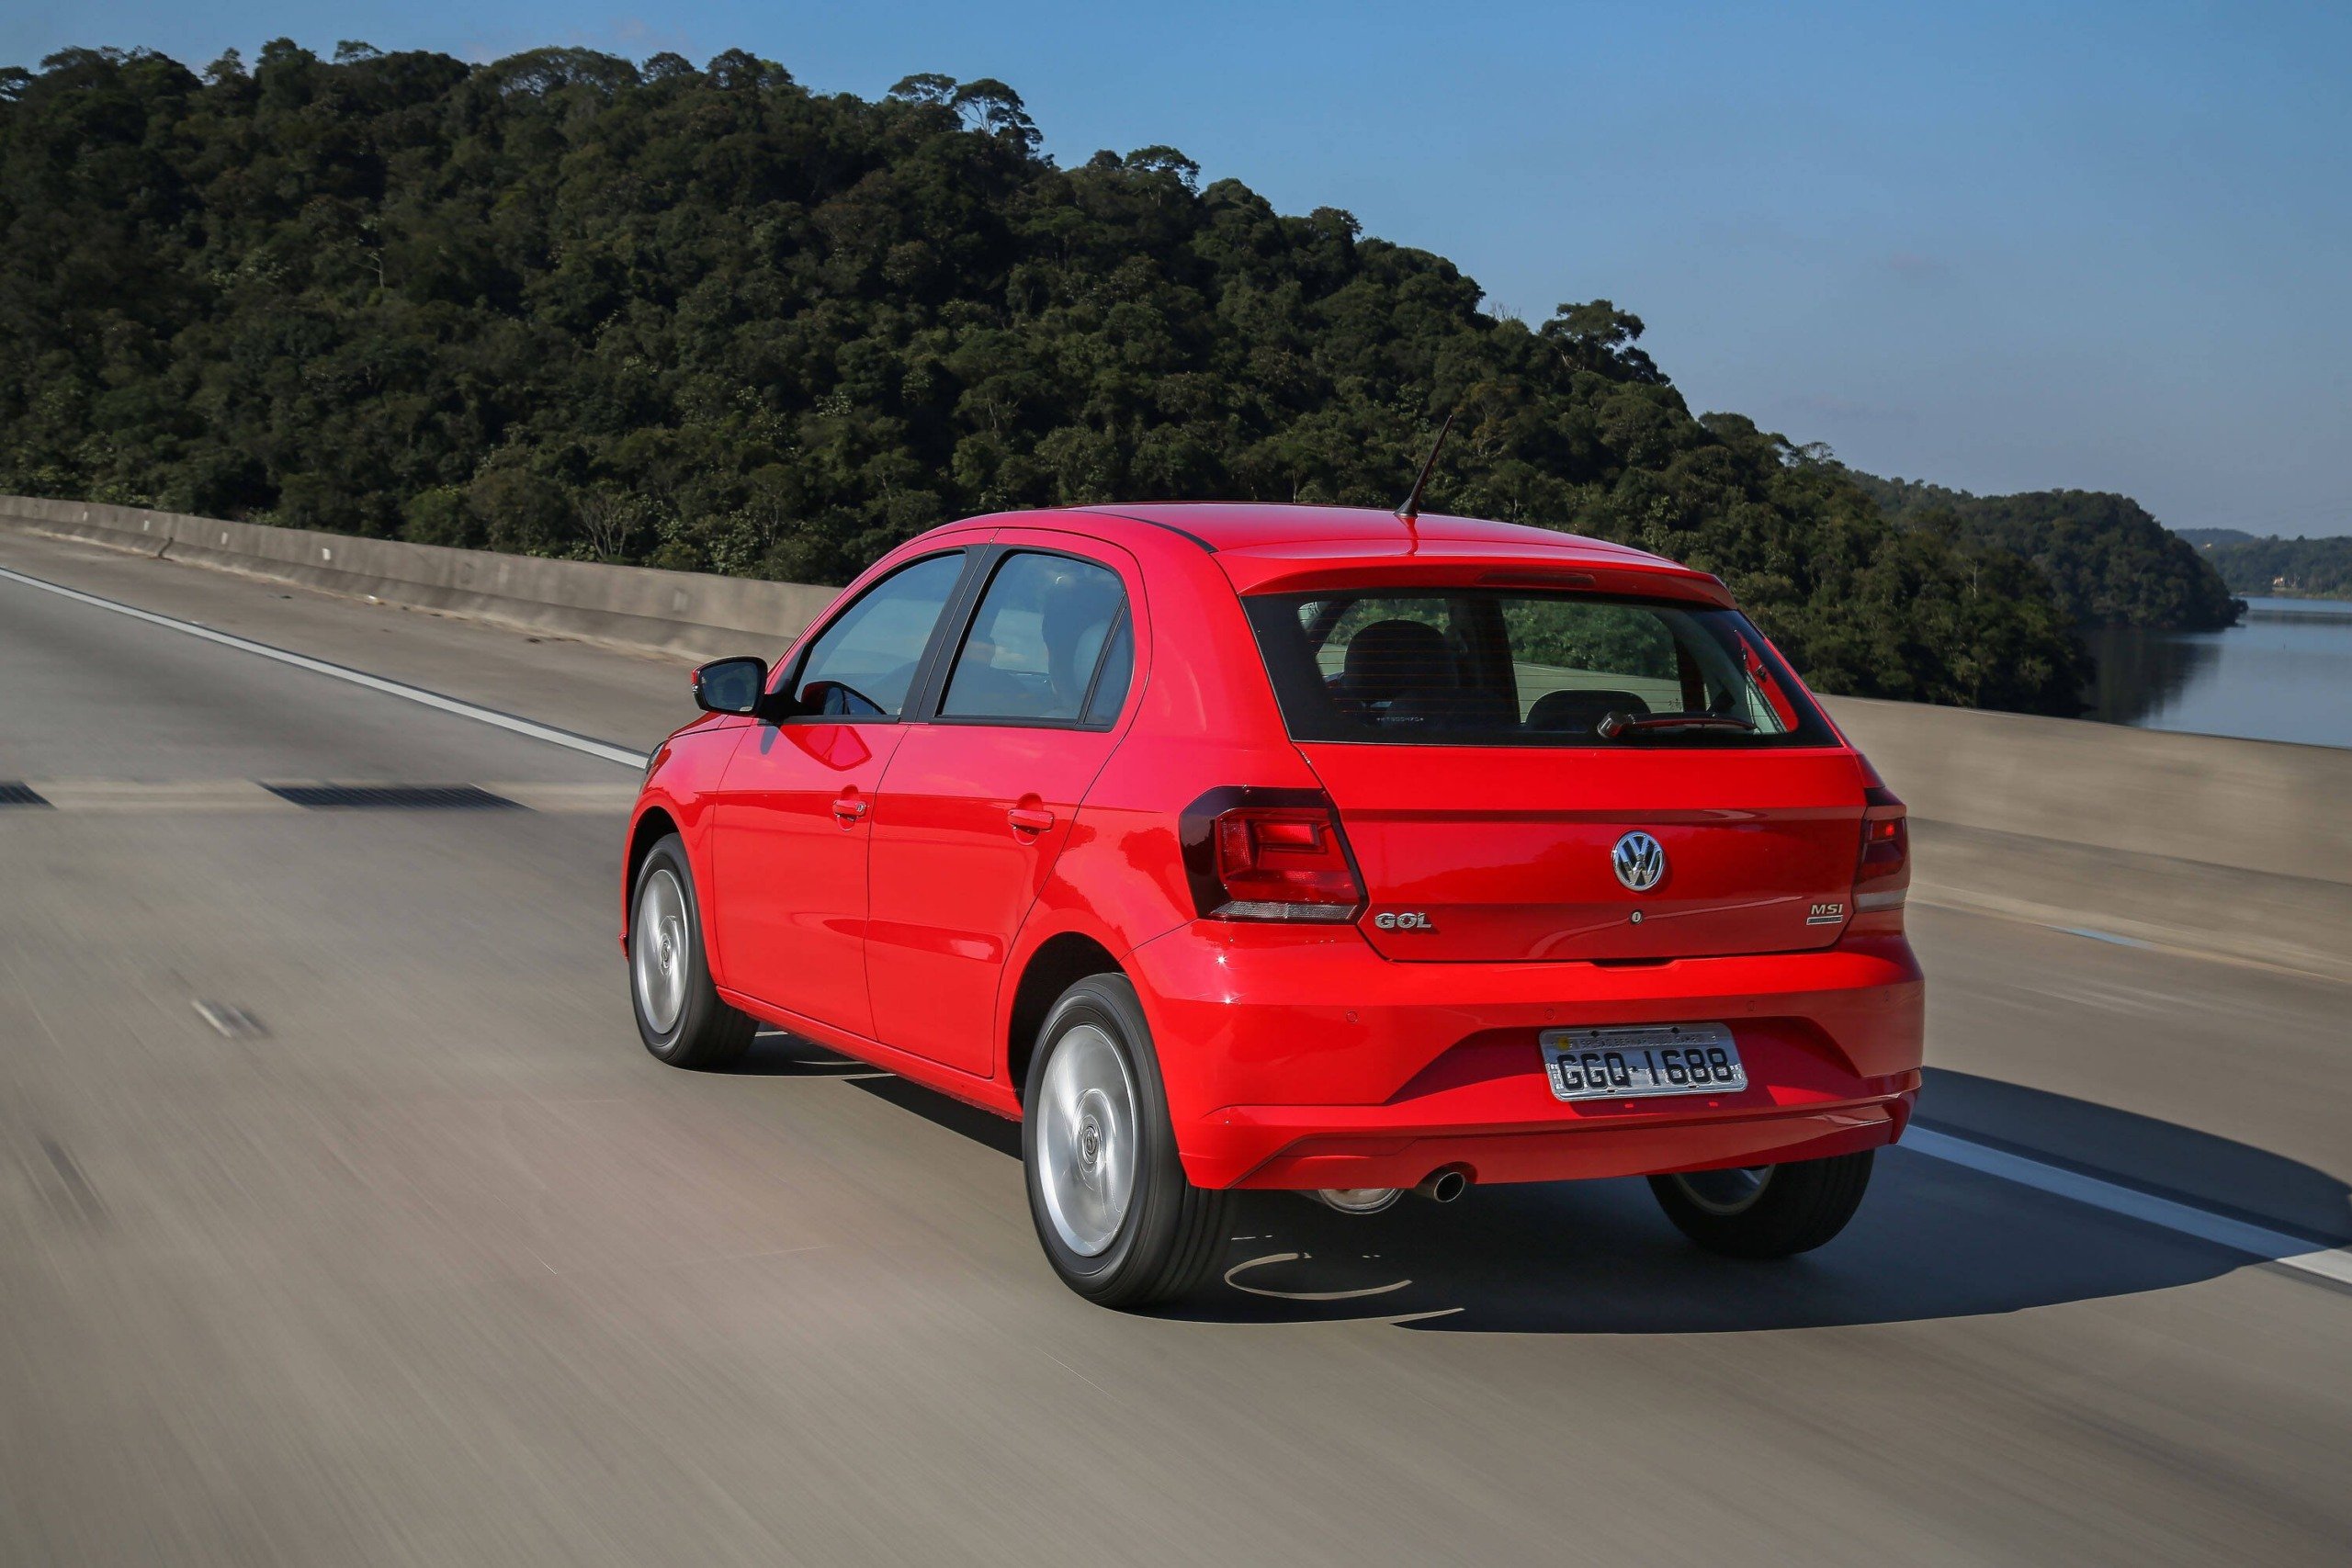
[1183,790,1366,922]
[1853,780,1910,928]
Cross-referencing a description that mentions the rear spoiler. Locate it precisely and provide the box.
[1216,548,1736,609]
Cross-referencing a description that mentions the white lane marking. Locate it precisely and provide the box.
[192,999,267,1039]
[2053,925,2154,950]
[0,564,647,769]
[14,779,642,813]
[25,779,296,812]
[1906,1127,2352,1288]
[481,781,644,813]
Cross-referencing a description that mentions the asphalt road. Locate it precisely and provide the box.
[2,526,2346,1566]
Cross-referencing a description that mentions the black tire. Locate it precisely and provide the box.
[1022,975,1227,1308]
[628,834,756,1070]
[1647,1150,1874,1258]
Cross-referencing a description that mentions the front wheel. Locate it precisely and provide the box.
[1023,975,1227,1308]
[1647,1150,1874,1258]
[629,834,756,1070]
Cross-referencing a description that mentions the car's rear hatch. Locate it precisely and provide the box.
[1303,743,1864,961]
[1232,569,1867,962]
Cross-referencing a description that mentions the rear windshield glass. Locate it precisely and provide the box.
[1242,590,1838,748]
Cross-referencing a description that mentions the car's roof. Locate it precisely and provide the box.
[1059,502,1668,566]
[908,502,1731,606]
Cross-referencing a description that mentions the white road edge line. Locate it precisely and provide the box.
[0,564,648,769]
[11,564,2347,1289]
[1906,1127,2352,1288]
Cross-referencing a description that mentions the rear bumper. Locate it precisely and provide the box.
[1123,922,1924,1190]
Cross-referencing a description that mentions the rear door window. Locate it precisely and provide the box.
[941,552,1132,726]
[1245,590,1834,747]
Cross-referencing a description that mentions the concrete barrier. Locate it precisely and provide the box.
[1821,694,2352,887]
[1820,694,2352,982]
[0,494,834,661]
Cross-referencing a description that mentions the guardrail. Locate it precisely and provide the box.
[8,492,2348,897]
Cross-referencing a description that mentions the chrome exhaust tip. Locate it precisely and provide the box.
[1310,1188,1402,1215]
[1415,1168,1470,1204]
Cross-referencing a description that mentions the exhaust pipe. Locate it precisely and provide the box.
[1415,1168,1470,1204]
[1310,1188,1401,1215]
[1310,1169,1470,1213]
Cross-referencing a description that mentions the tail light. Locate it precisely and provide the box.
[1182,789,1365,922]
[1852,761,1910,932]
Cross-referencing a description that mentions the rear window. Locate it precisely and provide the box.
[1241,590,1837,748]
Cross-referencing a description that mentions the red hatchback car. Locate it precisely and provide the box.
[623,504,1923,1305]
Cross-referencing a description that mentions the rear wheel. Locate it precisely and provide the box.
[1647,1150,1874,1258]
[629,834,756,1070]
[1023,975,1227,1307]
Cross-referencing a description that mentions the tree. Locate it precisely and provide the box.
[0,42,2096,711]
[1851,474,2243,630]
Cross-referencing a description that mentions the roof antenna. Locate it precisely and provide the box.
[1396,410,1455,525]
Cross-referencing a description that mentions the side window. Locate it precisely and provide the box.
[789,552,966,719]
[942,552,1130,724]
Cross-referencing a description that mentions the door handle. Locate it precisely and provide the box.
[831,794,869,826]
[1007,806,1055,835]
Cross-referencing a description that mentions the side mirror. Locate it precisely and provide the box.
[691,656,769,716]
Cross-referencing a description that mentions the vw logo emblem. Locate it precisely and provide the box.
[1612,830,1666,892]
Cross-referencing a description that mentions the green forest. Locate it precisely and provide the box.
[1851,475,2242,630]
[2176,529,2352,600]
[1,42,2100,711]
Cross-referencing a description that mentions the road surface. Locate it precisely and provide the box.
[2,525,2345,1566]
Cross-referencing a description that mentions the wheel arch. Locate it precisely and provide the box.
[1003,931,1126,1108]
[622,805,682,942]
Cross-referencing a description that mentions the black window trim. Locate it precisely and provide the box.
[911,544,1137,733]
[769,547,982,726]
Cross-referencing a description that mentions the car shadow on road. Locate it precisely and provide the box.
[736,1040,2347,1333]
[738,1030,1025,1155]
[727,1032,889,1077]
[1173,1068,2350,1333]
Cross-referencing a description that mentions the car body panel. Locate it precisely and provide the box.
[712,719,905,1034]
[1304,742,1871,962]
[622,715,747,955]
[1121,919,1921,1188]
[864,528,1149,1073]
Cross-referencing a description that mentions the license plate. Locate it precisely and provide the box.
[1540,1022,1747,1102]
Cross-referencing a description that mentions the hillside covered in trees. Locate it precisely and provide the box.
[0,42,2089,711]
[2177,530,2352,600]
[1851,475,2242,630]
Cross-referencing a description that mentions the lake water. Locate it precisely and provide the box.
[2086,597,2352,750]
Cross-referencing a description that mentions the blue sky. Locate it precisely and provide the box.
[9,2,2348,535]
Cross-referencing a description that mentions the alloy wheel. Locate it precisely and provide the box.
[632,867,690,1036]
[1035,1023,1139,1257]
